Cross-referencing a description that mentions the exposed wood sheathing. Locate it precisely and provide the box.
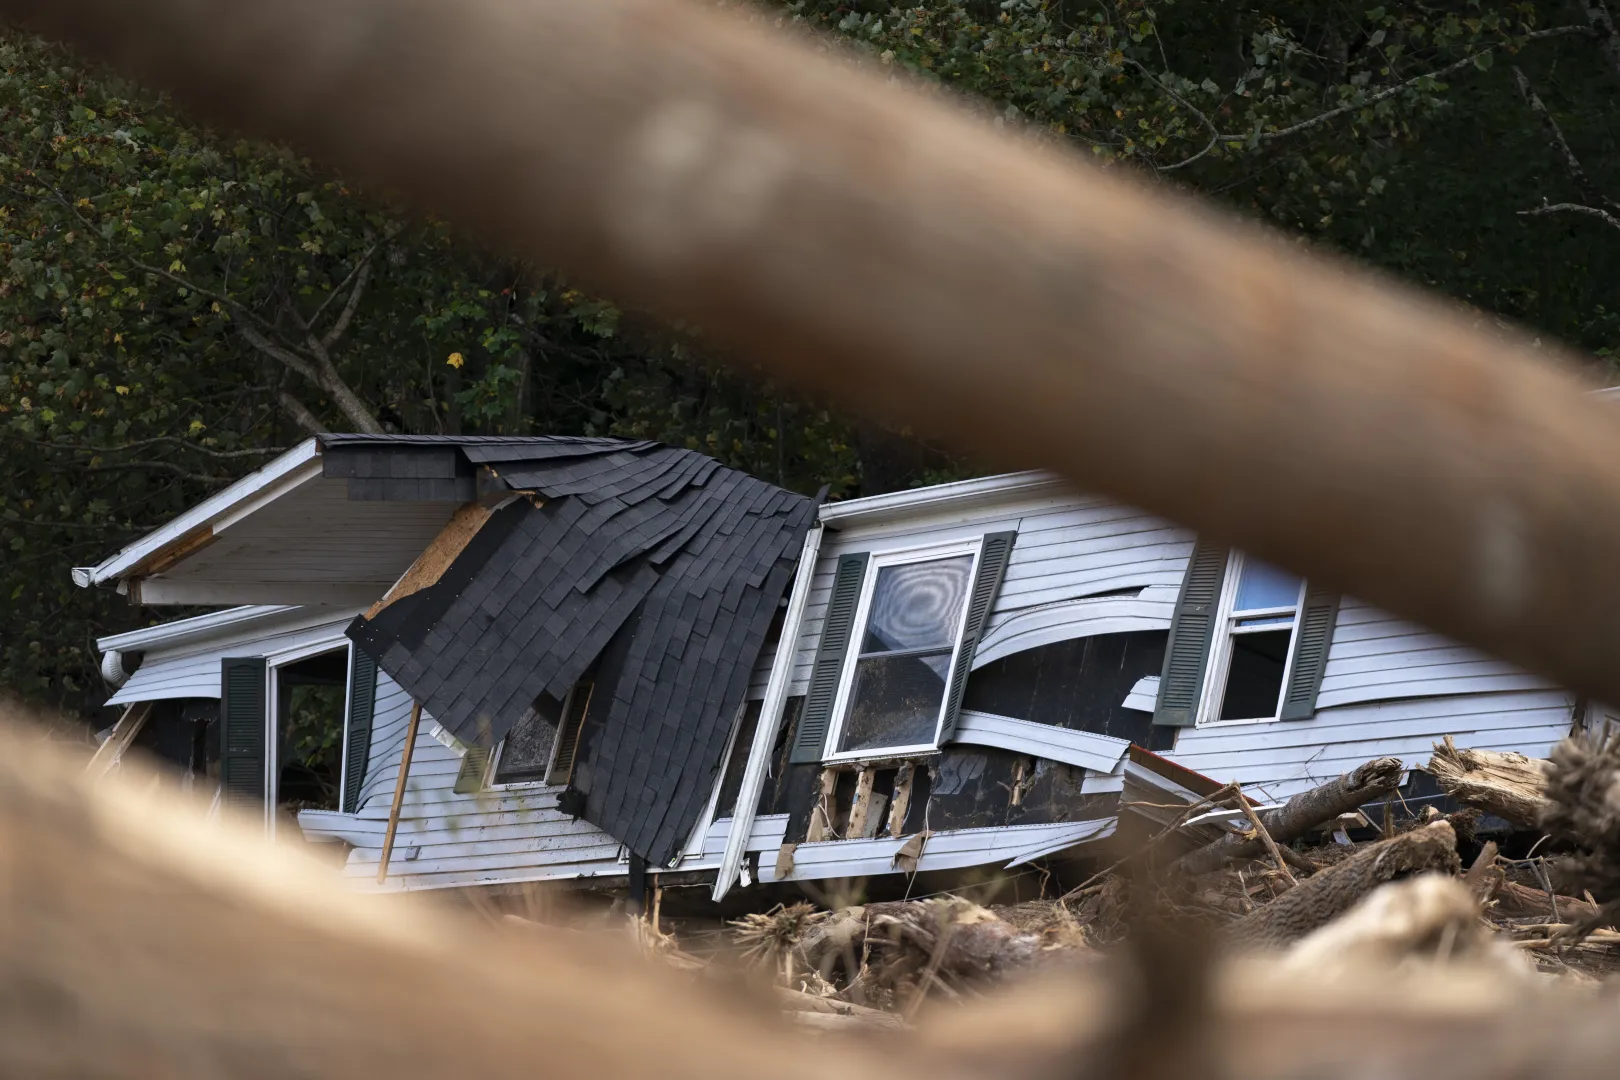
[365,501,498,619]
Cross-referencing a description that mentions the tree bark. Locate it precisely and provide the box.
[1228,821,1462,951]
[1173,757,1403,876]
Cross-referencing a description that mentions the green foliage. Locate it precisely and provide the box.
[2,0,1617,714]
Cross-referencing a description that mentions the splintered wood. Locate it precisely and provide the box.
[1427,736,1552,828]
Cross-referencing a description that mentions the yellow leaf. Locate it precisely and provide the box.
[112,333,122,344]
[447,352,465,369]
[115,385,129,395]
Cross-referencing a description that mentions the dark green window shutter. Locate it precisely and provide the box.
[939,531,1017,743]
[341,647,378,813]
[1154,540,1229,727]
[1279,585,1340,720]
[220,657,268,810]
[453,746,491,794]
[789,552,869,764]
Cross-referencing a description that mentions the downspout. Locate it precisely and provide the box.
[712,520,824,901]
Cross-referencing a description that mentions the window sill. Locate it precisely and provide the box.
[820,748,941,768]
[1192,716,1284,730]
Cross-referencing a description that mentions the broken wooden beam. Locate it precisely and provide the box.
[1425,736,1550,828]
[1173,757,1403,876]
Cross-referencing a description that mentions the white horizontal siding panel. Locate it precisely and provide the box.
[1122,675,1159,713]
[1166,689,1575,803]
[323,668,637,891]
[762,819,1115,883]
[1079,769,1125,794]
[108,613,356,704]
[107,651,224,704]
[360,859,634,893]
[953,710,1130,772]
[700,814,791,859]
[973,586,1178,669]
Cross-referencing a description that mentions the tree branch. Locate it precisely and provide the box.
[1215,25,1593,145]
[314,246,377,349]
[1585,2,1620,81]
[237,323,324,385]
[0,433,285,459]
[277,390,326,436]
[1512,67,1615,212]
[58,459,230,484]
[1518,201,1620,232]
[1125,61,1221,173]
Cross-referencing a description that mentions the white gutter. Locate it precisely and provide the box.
[77,438,321,587]
[712,522,824,900]
[95,605,301,653]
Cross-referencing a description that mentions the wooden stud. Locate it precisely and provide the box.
[376,701,423,885]
[845,767,876,840]
[886,764,914,839]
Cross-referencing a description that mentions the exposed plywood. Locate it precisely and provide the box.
[365,501,497,619]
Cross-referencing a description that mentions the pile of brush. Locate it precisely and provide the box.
[716,731,1620,1022]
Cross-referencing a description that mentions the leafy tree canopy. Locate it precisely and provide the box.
[1,0,1616,713]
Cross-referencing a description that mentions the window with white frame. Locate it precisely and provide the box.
[488,681,593,787]
[826,541,979,758]
[1197,552,1306,725]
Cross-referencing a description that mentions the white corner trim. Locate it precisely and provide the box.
[81,438,321,586]
[712,522,825,901]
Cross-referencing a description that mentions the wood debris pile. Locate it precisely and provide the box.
[702,731,1620,1023]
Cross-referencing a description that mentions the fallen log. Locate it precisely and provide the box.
[1229,822,1462,951]
[1425,736,1550,828]
[1276,875,1535,983]
[1173,758,1403,876]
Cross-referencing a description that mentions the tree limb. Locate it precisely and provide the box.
[1512,67,1615,212]
[1584,2,1620,81]
[1216,26,1592,145]
[238,323,324,385]
[1518,201,1620,232]
[318,249,375,349]
[0,433,285,459]
[277,390,326,435]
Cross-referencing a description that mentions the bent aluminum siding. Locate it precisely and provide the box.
[754,480,1575,823]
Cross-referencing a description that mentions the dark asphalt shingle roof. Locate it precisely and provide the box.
[322,434,815,867]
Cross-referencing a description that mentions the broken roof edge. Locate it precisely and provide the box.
[77,438,322,589]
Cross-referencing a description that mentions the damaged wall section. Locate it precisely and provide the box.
[334,434,816,868]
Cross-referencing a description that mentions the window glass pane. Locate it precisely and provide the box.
[837,651,951,753]
[860,555,973,654]
[495,694,562,784]
[1232,558,1302,613]
[1217,628,1293,721]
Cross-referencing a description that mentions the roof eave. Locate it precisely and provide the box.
[78,438,322,588]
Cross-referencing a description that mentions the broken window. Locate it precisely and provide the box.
[488,681,593,787]
[827,543,977,758]
[1198,553,1305,725]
